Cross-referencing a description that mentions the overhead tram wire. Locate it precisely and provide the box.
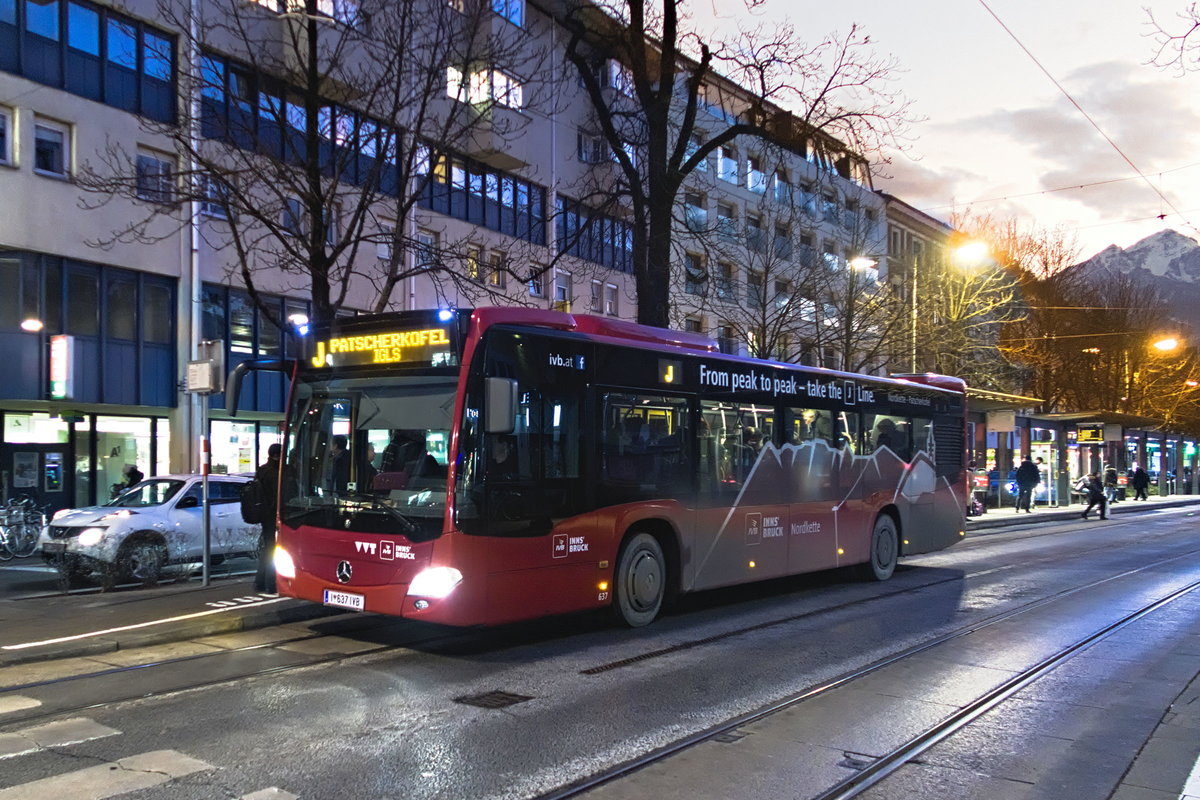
[975,0,1200,237]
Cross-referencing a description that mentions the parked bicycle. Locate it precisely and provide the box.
[0,495,45,559]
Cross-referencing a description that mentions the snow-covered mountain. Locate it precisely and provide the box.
[1072,230,1200,329]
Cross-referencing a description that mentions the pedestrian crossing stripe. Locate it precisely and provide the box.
[0,749,211,800]
[0,717,119,760]
[0,697,40,717]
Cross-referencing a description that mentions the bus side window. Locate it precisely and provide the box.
[910,416,933,460]
[787,408,831,444]
[836,411,860,452]
[866,414,909,460]
[601,394,689,499]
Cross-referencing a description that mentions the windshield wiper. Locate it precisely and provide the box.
[335,491,420,535]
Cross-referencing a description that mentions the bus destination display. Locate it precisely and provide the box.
[309,327,456,369]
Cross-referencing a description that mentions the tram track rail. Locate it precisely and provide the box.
[539,551,1200,800]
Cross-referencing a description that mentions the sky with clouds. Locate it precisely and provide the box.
[699,0,1200,260]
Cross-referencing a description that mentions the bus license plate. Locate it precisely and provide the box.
[323,589,365,611]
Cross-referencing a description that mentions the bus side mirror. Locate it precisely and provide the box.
[485,377,517,434]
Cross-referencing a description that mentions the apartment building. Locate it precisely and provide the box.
[0,0,895,509]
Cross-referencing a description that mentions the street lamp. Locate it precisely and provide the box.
[1153,337,1179,352]
[909,240,991,373]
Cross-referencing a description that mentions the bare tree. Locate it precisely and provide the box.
[560,0,910,327]
[78,0,548,324]
[1148,3,1200,75]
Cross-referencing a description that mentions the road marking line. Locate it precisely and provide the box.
[1180,749,1200,798]
[0,749,211,800]
[0,717,119,760]
[1,597,291,651]
[0,697,41,716]
[241,788,300,800]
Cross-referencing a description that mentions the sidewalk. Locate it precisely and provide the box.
[0,566,338,667]
[966,494,1200,532]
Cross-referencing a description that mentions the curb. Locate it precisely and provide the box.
[0,599,342,668]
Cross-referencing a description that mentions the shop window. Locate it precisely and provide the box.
[96,416,151,498]
[4,412,70,443]
[210,420,258,475]
[0,256,19,329]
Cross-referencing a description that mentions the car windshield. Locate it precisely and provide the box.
[106,479,186,507]
[284,375,456,540]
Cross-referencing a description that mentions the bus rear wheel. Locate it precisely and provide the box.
[860,514,898,582]
[612,532,666,627]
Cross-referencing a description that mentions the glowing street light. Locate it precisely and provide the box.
[909,240,991,372]
[20,318,44,332]
[1152,337,1180,352]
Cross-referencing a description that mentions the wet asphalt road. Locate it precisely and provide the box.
[1,507,1198,800]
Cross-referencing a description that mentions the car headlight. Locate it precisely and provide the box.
[274,546,296,579]
[77,527,107,547]
[407,566,463,599]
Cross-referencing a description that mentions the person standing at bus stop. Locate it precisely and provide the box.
[1015,456,1039,513]
[1132,465,1150,500]
[254,443,283,594]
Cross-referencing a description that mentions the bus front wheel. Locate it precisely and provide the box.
[612,532,666,627]
[860,514,898,582]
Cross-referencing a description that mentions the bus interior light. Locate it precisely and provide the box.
[274,546,296,579]
[408,566,464,599]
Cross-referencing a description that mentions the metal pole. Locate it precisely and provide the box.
[201,400,211,586]
[910,256,918,372]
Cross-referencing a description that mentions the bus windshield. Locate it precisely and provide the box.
[283,375,457,540]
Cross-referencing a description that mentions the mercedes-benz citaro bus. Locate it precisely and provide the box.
[229,307,968,627]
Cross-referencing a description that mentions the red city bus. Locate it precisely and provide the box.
[233,307,967,627]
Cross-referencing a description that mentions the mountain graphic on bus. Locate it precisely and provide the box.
[692,439,965,589]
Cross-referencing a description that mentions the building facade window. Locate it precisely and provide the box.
[604,283,618,316]
[0,0,175,122]
[718,145,738,184]
[487,250,507,288]
[418,147,546,245]
[281,197,303,236]
[746,155,765,194]
[684,252,705,295]
[555,195,633,273]
[135,151,173,204]
[0,106,11,165]
[0,251,176,406]
[553,270,572,309]
[199,174,231,218]
[33,120,68,177]
[528,267,545,297]
[590,279,602,312]
[492,0,523,26]
[684,317,703,333]
[201,283,309,413]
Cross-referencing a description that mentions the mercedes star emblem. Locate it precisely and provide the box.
[336,560,352,584]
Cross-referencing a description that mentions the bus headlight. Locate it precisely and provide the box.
[274,546,296,579]
[407,566,463,599]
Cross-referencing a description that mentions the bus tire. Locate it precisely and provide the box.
[860,514,898,582]
[612,532,667,627]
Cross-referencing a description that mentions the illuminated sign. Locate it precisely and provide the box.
[659,359,682,385]
[49,335,74,399]
[1076,424,1103,444]
[310,327,455,369]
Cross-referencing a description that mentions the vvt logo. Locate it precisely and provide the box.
[354,540,377,556]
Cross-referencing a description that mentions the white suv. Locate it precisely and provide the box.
[39,475,261,587]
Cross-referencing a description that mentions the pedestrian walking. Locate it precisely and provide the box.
[1103,465,1120,504]
[1015,456,1040,513]
[1080,473,1108,520]
[1132,465,1150,501]
[254,443,282,593]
